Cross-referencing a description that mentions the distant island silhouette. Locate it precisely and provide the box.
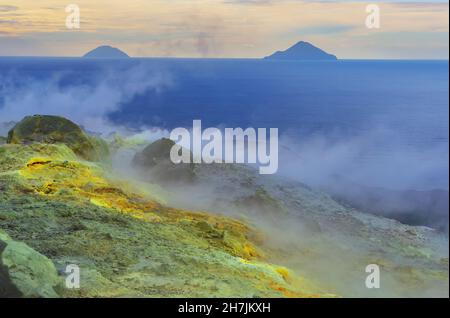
[265,41,337,61]
[82,42,336,60]
[83,45,129,58]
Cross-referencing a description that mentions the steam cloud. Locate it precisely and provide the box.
[0,63,173,136]
[279,128,449,191]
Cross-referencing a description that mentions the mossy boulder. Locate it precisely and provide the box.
[0,230,61,298]
[133,138,195,183]
[7,115,109,162]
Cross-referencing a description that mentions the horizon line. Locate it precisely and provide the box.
[0,55,448,61]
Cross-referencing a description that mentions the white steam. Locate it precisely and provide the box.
[278,127,449,191]
[0,64,172,136]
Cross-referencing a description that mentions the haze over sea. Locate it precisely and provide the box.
[0,57,448,191]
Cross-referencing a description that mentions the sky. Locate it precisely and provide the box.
[0,0,448,59]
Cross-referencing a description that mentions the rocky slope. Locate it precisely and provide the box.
[0,115,448,297]
[132,137,449,297]
[0,115,330,297]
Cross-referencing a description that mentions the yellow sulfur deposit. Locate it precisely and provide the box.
[1,142,331,297]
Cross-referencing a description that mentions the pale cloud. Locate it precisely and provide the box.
[0,0,448,58]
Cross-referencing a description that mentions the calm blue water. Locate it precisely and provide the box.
[0,58,448,189]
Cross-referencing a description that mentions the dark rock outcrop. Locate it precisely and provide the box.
[133,138,194,184]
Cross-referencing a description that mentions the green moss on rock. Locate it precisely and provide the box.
[0,230,61,298]
[7,115,109,162]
